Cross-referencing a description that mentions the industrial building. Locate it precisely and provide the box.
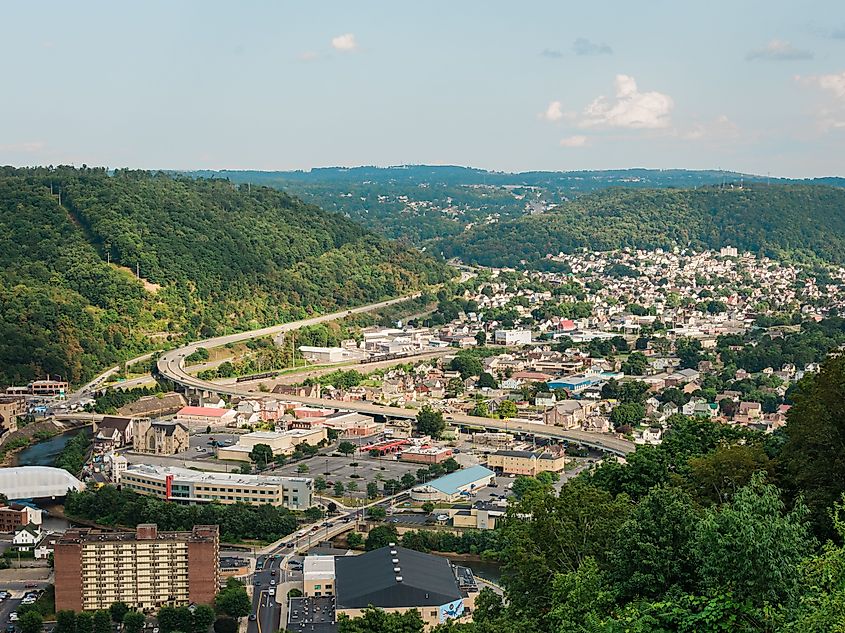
[120,464,314,510]
[54,524,219,612]
[293,545,477,629]
[409,465,495,502]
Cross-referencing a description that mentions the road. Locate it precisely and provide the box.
[153,294,633,455]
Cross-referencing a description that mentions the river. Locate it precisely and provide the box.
[12,427,92,467]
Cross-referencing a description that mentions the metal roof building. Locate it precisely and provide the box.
[0,466,84,500]
[409,464,495,502]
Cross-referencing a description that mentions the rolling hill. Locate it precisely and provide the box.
[0,167,450,386]
[438,184,845,268]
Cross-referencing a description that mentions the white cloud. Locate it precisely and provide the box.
[572,38,612,56]
[542,101,564,122]
[559,135,588,147]
[797,72,845,130]
[580,74,673,129]
[747,39,813,61]
[801,71,845,100]
[331,33,358,52]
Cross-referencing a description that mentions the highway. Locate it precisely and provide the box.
[153,294,634,455]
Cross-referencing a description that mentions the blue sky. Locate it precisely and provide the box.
[2,1,844,176]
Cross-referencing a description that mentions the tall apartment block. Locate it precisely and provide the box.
[54,524,219,612]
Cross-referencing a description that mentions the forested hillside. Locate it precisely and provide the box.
[0,167,449,386]
[182,168,844,243]
[440,184,845,268]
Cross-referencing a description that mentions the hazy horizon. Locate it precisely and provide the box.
[2,0,845,178]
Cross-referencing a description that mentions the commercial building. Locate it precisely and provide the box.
[0,503,43,532]
[54,524,219,613]
[298,346,360,364]
[493,329,532,346]
[486,449,566,476]
[120,464,314,510]
[303,555,336,597]
[215,427,327,462]
[322,411,383,438]
[399,446,453,465]
[0,396,25,435]
[409,465,495,502]
[29,380,69,396]
[133,420,189,455]
[449,500,506,530]
[174,406,237,428]
[333,545,477,627]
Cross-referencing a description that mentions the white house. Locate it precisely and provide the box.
[13,524,42,550]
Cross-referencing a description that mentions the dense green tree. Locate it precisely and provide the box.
[780,356,845,538]
[92,611,111,633]
[365,525,399,550]
[621,351,649,376]
[693,473,813,608]
[687,444,774,505]
[190,604,216,633]
[337,607,424,632]
[416,405,446,438]
[19,611,43,633]
[497,400,517,418]
[109,602,129,624]
[214,579,251,619]
[75,612,93,633]
[248,443,273,467]
[212,618,237,633]
[122,612,146,633]
[55,611,77,633]
[609,485,700,601]
[338,441,357,457]
[477,372,498,389]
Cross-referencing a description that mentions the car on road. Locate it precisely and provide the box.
[270,580,276,586]
[9,613,18,622]
[24,583,37,588]
[249,614,256,621]
[271,569,276,576]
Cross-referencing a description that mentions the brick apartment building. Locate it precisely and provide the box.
[0,503,42,533]
[54,524,219,612]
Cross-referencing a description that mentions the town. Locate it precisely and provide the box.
[1,245,843,631]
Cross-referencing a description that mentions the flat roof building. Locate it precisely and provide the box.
[54,524,219,613]
[409,465,495,502]
[216,427,327,462]
[486,449,566,476]
[120,464,314,510]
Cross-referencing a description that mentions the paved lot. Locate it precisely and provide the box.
[270,454,424,499]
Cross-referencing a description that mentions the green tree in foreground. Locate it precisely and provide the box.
[249,443,273,467]
[19,611,43,633]
[338,607,424,633]
[92,611,111,633]
[212,618,237,633]
[693,472,813,608]
[365,525,399,551]
[76,612,94,633]
[122,612,145,633]
[109,602,129,624]
[191,604,216,633]
[338,441,357,457]
[55,611,77,633]
[214,578,252,619]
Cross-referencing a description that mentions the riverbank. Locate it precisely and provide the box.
[11,426,92,468]
[0,419,65,465]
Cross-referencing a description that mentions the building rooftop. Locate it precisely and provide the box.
[335,546,462,609]
[123,464,311,487]
[58,524,218,545]
[177,406,231,417]
[420,465,495,495]
[303,555,335,580]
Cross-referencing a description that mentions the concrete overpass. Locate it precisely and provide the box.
[156,296,635,457]
[0,466,85,500]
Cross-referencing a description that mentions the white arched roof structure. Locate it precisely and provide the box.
[0,466,84,500]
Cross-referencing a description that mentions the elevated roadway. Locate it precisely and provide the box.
[156,296,634,456]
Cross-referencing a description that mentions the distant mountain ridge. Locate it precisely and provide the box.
[438,184,845,269]
[177,167,845,245]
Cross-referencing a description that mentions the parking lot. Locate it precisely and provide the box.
[169,432,242,460]
[270,453,427,499]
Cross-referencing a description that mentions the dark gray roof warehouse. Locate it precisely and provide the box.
[335,545,463,609]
